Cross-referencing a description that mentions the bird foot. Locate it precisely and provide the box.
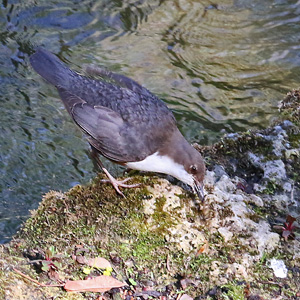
[101,168,140,197]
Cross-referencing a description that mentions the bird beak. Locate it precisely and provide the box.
[193,180,205,201]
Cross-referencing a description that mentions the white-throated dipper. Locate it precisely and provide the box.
[30,48,206,199]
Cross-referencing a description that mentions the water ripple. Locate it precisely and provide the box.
[1,0,300,242]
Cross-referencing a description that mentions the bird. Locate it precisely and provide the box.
[30,48,206,199]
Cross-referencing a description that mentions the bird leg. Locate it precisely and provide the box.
[90,148,140,197]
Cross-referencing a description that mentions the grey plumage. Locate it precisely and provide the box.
[30,48,206,199]
[30,48,176,163]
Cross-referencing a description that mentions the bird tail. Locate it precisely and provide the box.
[30,48,74,88]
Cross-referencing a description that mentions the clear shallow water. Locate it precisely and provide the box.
[1,0,300,243]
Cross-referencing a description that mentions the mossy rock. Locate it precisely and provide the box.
[1,90,300,299]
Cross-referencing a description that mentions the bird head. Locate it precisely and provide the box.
[156,130,206,200]
[187,160,206,200]
[185,153,206,201]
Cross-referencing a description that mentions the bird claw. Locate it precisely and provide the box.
[101,168,140,197]
[107,178,140,198]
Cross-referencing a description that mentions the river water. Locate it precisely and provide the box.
[1,0,300,243]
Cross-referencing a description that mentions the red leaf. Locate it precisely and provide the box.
[286,215,296,225]
[64,275,126,293]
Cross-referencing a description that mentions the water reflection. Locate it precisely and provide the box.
[1,0,300,242]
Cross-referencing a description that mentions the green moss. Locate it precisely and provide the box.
[221,282,246,300]
[20,174,158,249]
[261,179,283,195]
[5,174,189,297]
[217,132,273,158]
[189,254,213,279]
[288,133,300,148]
[132,232,166,260]
[151,196,178,233]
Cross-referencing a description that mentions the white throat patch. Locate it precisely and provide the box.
[126,152,194,186]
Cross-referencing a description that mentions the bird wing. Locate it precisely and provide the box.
[72,104,128,162]
[64,96,143,163]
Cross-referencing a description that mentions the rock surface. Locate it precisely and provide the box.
[1,90,300,299]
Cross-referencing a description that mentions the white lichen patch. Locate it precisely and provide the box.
[144,179,183,216]
[253,221,280,255]
[226,263,249,280]
[145,174,283,260]
[166,222,206,253]
[146,179,207,252]
[146,179,183,212]
[218,227,233,242]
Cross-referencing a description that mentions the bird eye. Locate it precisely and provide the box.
[190,165,197,173]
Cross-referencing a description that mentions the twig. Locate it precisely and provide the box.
[166,254,171,272]
[13,268,64,287]
[27,259,44,264]
[291,182,294,204]
[257,280,283,287]
[176,293,181,300]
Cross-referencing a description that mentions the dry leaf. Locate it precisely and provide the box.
[87,257,112,269]
[64,275,126,292]
[76,255,88,265]
[48,268,62,283]
[180,278,194,289]
[196,240,209,255]
[179,294,193,300]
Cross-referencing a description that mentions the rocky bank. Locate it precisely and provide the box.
[0,90,300,299]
